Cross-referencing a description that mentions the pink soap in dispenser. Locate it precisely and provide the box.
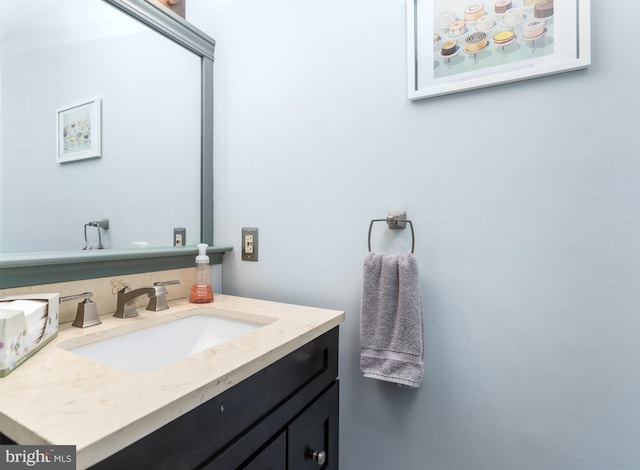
[189,243,214,303]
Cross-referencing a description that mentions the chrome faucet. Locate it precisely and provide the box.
[113,280,180,318]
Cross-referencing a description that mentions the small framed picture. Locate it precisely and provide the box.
[56,97,101,163]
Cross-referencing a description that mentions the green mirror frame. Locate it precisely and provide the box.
[0,0,231,289]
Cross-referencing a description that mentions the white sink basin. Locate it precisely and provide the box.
[62,310,269,372]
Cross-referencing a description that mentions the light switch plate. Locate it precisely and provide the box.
[242,227,258,261]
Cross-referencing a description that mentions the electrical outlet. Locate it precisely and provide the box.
[173,227,186,246]
[242,227,258,261]
[245,235,254,253]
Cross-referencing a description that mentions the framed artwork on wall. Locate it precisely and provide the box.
[407,0,590,100]
[56,97,102,163]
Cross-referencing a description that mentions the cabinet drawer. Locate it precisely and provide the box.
[195,328,338,461]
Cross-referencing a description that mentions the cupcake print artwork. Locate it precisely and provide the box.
[432,0,555,79]
[409,0,589,100]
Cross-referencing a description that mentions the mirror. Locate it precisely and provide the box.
[1,0,206,252]
[0,0,222,289]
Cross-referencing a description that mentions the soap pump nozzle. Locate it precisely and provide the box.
[196,243,209,264]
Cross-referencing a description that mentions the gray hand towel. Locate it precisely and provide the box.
[360,252,424,388]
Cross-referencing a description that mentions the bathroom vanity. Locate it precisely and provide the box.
[0,295,344,469]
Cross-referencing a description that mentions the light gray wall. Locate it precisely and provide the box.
[207,1,639,469]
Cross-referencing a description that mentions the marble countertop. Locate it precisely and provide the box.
[0,294,344,468]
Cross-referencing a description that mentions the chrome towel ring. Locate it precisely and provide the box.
[83,219,109,250]
[367,211,415,254]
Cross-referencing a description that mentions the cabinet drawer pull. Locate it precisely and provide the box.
[306,449,326,466]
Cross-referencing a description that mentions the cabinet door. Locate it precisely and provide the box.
[243,432,286,470]
[288,383,339,469]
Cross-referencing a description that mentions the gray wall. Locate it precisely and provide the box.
[207,0,640,469]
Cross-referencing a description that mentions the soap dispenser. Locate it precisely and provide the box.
[190,243,214,303]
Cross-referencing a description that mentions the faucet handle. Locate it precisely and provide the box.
[153,280,180,287]
[117,282,132,294]
[147,280,180,312]
[60,292,101,328]
[60,292,93,304]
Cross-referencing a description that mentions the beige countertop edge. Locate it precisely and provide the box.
[0,294,345,469]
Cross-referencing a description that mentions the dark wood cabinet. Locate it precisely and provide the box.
[219,381,339,470]
[242,432,286,470]
[89,327,340,469]
[288,381,339,469]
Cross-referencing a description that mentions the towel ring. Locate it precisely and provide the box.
[368,213,415,254]
[84,219,109,248]
[84,223,103,247]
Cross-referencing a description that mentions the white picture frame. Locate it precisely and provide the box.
[407,0,591,100]
[56,97,102,163]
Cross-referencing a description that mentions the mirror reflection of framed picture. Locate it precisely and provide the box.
[56,97,102,163]
[407,0,591,100]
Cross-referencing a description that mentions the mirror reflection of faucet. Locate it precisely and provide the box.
[113,280,180,319]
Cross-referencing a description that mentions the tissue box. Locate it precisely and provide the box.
[0,293,59,378]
